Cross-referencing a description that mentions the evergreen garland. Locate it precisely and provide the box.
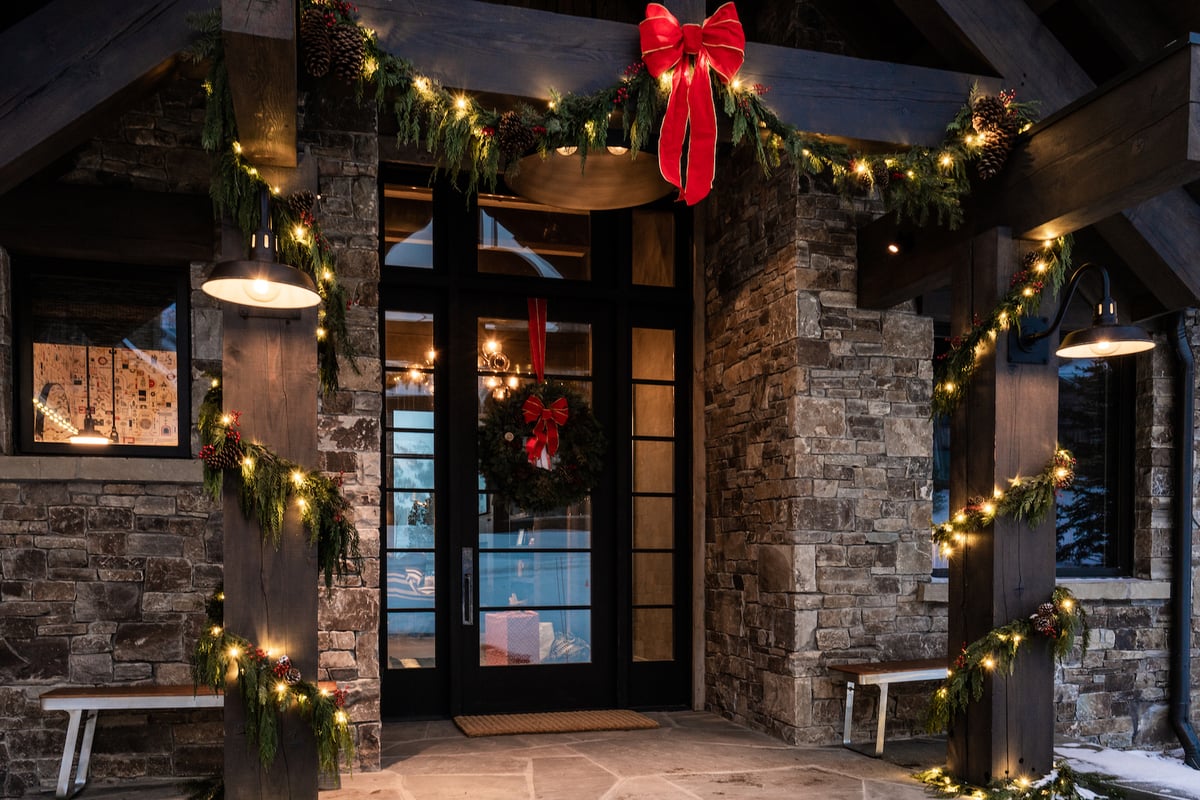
[916,760,1120,800]
[184,11,354,396]
[192,589,354,775]
[199,378,361,588]
[477,381,605,513]
[924,587,1088,734]
[932,236,1074,418]
[932,448,1076,558]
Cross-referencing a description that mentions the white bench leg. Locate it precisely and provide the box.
[874,682,890,757]
[56,710,82,799]
[73,709,99,796]
[842,681,856,747]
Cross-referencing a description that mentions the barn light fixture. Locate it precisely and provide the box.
[202,188,320,309]
[1009,263,1155,363]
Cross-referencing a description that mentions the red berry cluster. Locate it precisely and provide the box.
[531,125,546,137]
[612,85,629,106]
[622,61,646,79]
[953,643,968,670]
[332,687,348,708]
[272,655,292,678]
[752,83,769,96]
[314,0,358,26]
[999,88,1016,108]
[480,126,495,138]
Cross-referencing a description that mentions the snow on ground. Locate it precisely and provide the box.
[1055,743,1200,799]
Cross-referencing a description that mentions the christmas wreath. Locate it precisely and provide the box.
[478,381,605,512]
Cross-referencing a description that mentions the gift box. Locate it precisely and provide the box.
[483,610,541,665]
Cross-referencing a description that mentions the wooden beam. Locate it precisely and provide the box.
[0,0,211,196]
[859,37,1200,308]
[359,0,998,147]
[0,183,213,265]
[221,0,298,168]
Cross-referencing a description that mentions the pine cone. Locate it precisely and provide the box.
[202,441,243,470]
[975,124,1016,180]
[329,24,365,82]
[300,9,332,78]
[496,111,538,157]
[871,161,890,190]
[287,190,317,216]
[971,94,1009,134]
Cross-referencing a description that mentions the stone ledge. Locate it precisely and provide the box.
[918,577,1172,604]
[0,456,202,483]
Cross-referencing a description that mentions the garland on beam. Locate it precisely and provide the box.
[198,377,362,588]
[932,448,1076,559]
[925,586,1089,735]
[192,588,354,776]
[184,11,354,396]
[932,236,1075,418]
[916,760,1119,800]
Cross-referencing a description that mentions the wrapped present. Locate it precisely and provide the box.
[483,610,541,665]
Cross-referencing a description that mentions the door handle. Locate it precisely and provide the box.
[461,547,474,626]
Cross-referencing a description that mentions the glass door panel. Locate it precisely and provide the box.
[384,311,437,669]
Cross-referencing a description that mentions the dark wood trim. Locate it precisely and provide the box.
[359,0,997,147]
[0,0,211,196]
[858,36,1200,311]
[221,0,298,168]
[0,183,213,265]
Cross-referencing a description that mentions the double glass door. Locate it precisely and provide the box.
[379,178,690,717]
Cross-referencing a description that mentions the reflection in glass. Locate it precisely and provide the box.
[479,552,590,607]
[383,186,434,269]
[633,384,674,437]
[387,552,436,609]
[633,552,672,606]
[387,612,436,668]
[478,497,591,550]
[632,209,674,287]
[632,328,674,381]
[477,317,593,382]
[477,196,590,281]
[392,457,434,490]
[633,608,673,661]
[392,430,433,455]
[387,492,434,548]
[633,496,673,550]
[634,440,674,493]
[480,609,592,666]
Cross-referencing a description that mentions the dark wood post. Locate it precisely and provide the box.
[947,228,1057,784]
[222,306,319,799]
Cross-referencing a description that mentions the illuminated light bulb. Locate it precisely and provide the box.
[1022,287,1034,297]
[320,688,330,696]
[454,95,468,111]
[981,502,995,516]
[556,145,578,156]
[954,513,966,524]
[982,656,995,669]
[216,592,225,601]
[276,682,288,694]
[953,532,964,543]
[221,415,232,426]
[232,141,243,155]
[801,148,811,157]
[485,376,499,389]
[1043,239,1054,248]
[548,99,557,110]
[211,626,222,636]
[887,243,900,254]
[211,378,220,388]
[939,153,954,167]
[297,497,307,510]
[228,646,241,658]
[1035,260,1047,273]
[322,269,333,282]
[485,339,500,354]
[1060,598,1073,611]
[413,76,430,94]
[244,277,281,304]
[408,366,423,382]
[940,544,953,557]
[855,161,868,175]
[335,710,348,725]
[425,348,437,363]
[943,381,955,393]
[998,311,1008,325]
[937,688,947,697]
[506,376,519,389]
[292,470,305,486]
[293,225,307,241]
[730,77,742,90]
[1012,634,1022,644]
[658,71,673,89]
[1090,339,1116,355]
[906,170,915,178]
[1016,777,1031,789]
[1055,467,1069,479]
[316,326,327,340]
[246,167,258,177]
[993,488,1003,499]
[243,457,254,469]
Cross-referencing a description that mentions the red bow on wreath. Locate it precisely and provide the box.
[639,2,745,205]
[523,394,568,465]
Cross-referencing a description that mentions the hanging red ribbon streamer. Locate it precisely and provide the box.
[639,2,745,205]
[523,297,567,466]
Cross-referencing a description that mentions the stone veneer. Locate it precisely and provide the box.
[0,75,382,797]
[700,146,1199,751]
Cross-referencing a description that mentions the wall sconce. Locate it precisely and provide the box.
[69,345,110,445]
[202,188,321,309]
[1009,263,1155,363]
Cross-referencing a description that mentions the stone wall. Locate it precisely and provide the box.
[0,72,383,797]
[702,148,940,745]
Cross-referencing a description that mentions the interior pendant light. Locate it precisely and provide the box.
[69,345,110,446]
[202,188,321,309]
[108,347,119,443]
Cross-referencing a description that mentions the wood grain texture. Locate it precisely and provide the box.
[359,0,996,146]
[222,306,319,800]
[947,229,1056,785]
[222,0,297,168]
[0,183,212,265]
[0,0,210,195]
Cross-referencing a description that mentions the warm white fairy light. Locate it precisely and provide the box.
[32,396,79,435]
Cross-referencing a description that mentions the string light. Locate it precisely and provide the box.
[32,396,79,435]
[939,153,954,167]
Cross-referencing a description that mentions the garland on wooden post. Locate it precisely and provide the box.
[192,588,354,776]
[925,586,1089,735]
[932,448,1076,559]
[184,11,354,395]
[916,759,1119,800]
[198,377,361,587]
[932,236,1075,418]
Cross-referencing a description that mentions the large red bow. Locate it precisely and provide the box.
[523,395,569,467]
[639,2,745,205]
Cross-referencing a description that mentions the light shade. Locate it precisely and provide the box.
[1057,323,1156,358]
[504,149,672,210]
[203,258,320,309]
[69,419,110,446]
[202,188,321,309]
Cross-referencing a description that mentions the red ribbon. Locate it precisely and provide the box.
[528,297,547,383]
[523,395,569,464]
[639,2,745,205]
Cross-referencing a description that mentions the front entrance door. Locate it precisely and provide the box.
[379,174,691,717]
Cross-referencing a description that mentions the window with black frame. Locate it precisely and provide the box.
[1055,356,1134,575]
[16,260,190,457]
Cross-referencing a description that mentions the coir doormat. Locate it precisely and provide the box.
[453,709,659,737]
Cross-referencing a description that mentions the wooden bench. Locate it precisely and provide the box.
[828,658,948,756]
[40,685,223,799]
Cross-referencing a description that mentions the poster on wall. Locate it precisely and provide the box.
[32,343,179,446]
